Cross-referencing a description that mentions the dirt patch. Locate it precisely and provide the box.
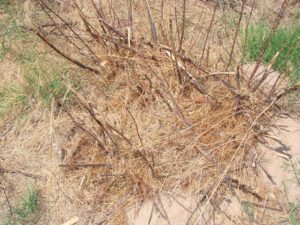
[127,193,243,225]
[263,116,300,200]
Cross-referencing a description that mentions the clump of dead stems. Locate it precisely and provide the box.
[29,0,299,224]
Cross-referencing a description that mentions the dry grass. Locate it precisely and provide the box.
[1,0,299,224]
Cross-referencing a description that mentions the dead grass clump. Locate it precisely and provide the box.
[23,0,300,223]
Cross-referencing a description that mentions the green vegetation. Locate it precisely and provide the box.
[282,159,300,225]
[0,1,79,118]
[4,188,39,225]
[220,13,238,29]
[284,159,300,186]
[288,202,300,225]
[242,201,255,221]
[243,23,300,84]
[0,66,78,117]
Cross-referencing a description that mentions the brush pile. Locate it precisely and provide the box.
[30,0,298,224]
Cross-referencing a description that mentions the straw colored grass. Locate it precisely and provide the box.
[1,0,299,224]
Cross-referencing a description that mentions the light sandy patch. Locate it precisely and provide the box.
[263,116,300,200]
[241,63,287,94]
[126,193,243,225]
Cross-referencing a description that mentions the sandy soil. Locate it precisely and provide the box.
[263,116,300,200]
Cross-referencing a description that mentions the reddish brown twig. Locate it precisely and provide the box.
[59,163,112,168]
[1,188,13,216]
[178,0,186,52]
[143,0,158,43]
[226,1,245,71]
[39,0,102,63]
[200,3,217,63]
[32,28,102,75]
[0,167,42,180]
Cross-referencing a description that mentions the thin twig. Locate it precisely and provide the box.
[235,65,242,114]
[178,0,186,52]
[32,28,101,75]
[226,1,245,70]
[200,3,217,63]
[125,107,156,177]
[186,187,211,225]
[39,0,102,63]
[226,177,263,201]
[125,107,144,146]
[143,0,158,43]
[252,52,280,92]
[2,188,13,216]
[59,163,112,168]
[169,18,183,84]
[0,167,42,180]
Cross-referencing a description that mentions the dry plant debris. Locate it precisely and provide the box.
[1,0,299,224]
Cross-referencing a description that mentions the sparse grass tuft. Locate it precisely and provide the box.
[23,67,76,105]
[288,202,300,225]
[244,22,300,84]
[0,1,79,118]
[15,188,38,219]
[0,83,27,116]
[4,188,39,225]
[283,158,300,186]
[282,159,300,225]
[0,67,77,117]
[242,201,255,222]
